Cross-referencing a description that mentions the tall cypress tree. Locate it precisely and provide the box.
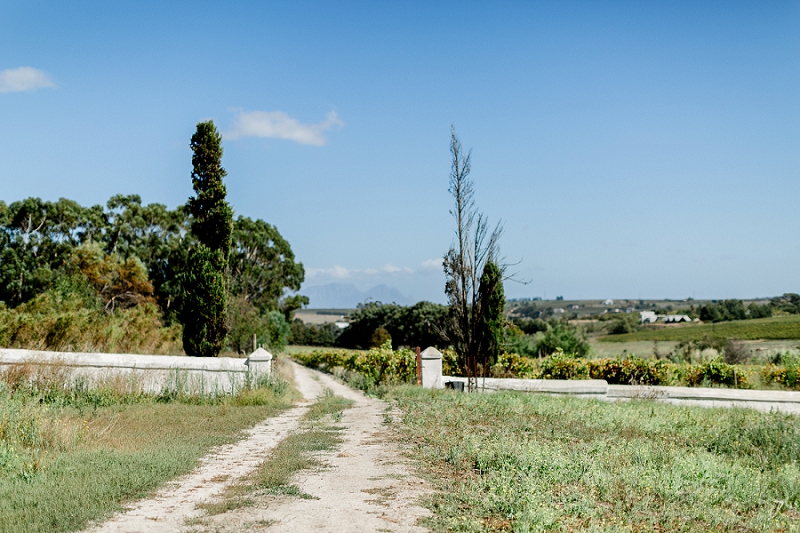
[476,261,505,371]
[180,121,233,357]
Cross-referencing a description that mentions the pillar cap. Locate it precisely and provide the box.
[247,347,273,363]
[420,347,442,360]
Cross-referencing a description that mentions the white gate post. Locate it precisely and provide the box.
[420,347,444,389]
[246,347,273,378]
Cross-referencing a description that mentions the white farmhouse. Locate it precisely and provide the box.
[640,311,658,323]
[663,315,692,323]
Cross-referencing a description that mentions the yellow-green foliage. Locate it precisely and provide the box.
[295,344,799,390]
[293,341,417,384]
[0,290,183,354]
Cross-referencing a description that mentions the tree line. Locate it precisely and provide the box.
[0,122,305,355]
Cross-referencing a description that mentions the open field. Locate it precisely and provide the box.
[601,315,800,343]
[0,359,296,533]
[589,339,800,360]
[389,386,800,532]
[294,309,353,325]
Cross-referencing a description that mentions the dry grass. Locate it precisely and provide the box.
[0,355,298,533]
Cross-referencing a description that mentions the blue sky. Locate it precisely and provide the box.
[2,1,799,305]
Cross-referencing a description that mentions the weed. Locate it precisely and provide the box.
[389,385,800,532]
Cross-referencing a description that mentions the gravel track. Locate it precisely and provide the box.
[84,361,431,533]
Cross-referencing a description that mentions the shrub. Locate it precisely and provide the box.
[685,359,749,388]
[761,353,800,389]
[588,357,672,385]
[490,352,538,378]
[538,351,588,380]
[293,341,416,385]
[532,321,590,358]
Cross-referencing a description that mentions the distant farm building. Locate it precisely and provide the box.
[640,311,658,323]
[602,299,614,305]
[663,315,692,323]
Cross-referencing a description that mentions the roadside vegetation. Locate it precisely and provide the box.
[388,386,800,532]
[294,341,800,391]
[0,356,297,533]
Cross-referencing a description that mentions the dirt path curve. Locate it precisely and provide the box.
[85,361,431,533]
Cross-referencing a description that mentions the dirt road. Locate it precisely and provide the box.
[85,361,431,533]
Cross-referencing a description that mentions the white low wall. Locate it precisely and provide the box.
[0,348,272,395]
[440,375,800,414]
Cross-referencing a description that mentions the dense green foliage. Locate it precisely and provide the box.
[292,342,418,390]
[336,301,448,350]
[699,299,773,322]
[180,121,233,357]
[476,261,505,370]
[391,387,800,532]
[0,163,304,354]
[506,319,591,358]
[602,314,800,342]
[288,320,342,347]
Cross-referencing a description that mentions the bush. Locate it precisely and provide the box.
[532,321,590,358]
[684,359,748,388]
[490,352,538,378]
[288,319,340,347]
[588,357,671,385]
[336,301,448,350]
[0,286,182,354]
[538,351,588,379]
[761,352,800,389]
[293,341,416,385]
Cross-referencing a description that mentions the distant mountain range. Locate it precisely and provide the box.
[302,283,412,309]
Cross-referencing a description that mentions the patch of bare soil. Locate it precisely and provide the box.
[85,361,431,533]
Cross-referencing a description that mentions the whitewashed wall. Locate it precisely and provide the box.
[0,348,272,395]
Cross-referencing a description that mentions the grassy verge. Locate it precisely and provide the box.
[198,390,354,516]
[601,314,800,342]
[0,357,297,533]
[389,386,800,532]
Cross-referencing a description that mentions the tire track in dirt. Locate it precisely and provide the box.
[193,363,432,532]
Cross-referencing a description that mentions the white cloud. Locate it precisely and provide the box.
[306,265,354,279]
[307,263,414,280]
[0,67,56,93]
[380,263,412,274]
[226,109,343,145]
[419,258,443,271]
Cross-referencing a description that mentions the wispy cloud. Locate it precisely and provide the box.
[307,261,442,281]
[306,265,355,279]
[419,258,443,271]
[0,67,56,93]
[226,109,343,145]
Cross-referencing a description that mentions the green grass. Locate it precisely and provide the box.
[389,386,800,532]
[600,314,800,342]
[0,358,297,533]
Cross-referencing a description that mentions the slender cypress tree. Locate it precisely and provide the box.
[180,121,233,357]
[476,261,505,371]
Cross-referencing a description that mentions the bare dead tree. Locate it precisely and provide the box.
[443,126,503,392]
